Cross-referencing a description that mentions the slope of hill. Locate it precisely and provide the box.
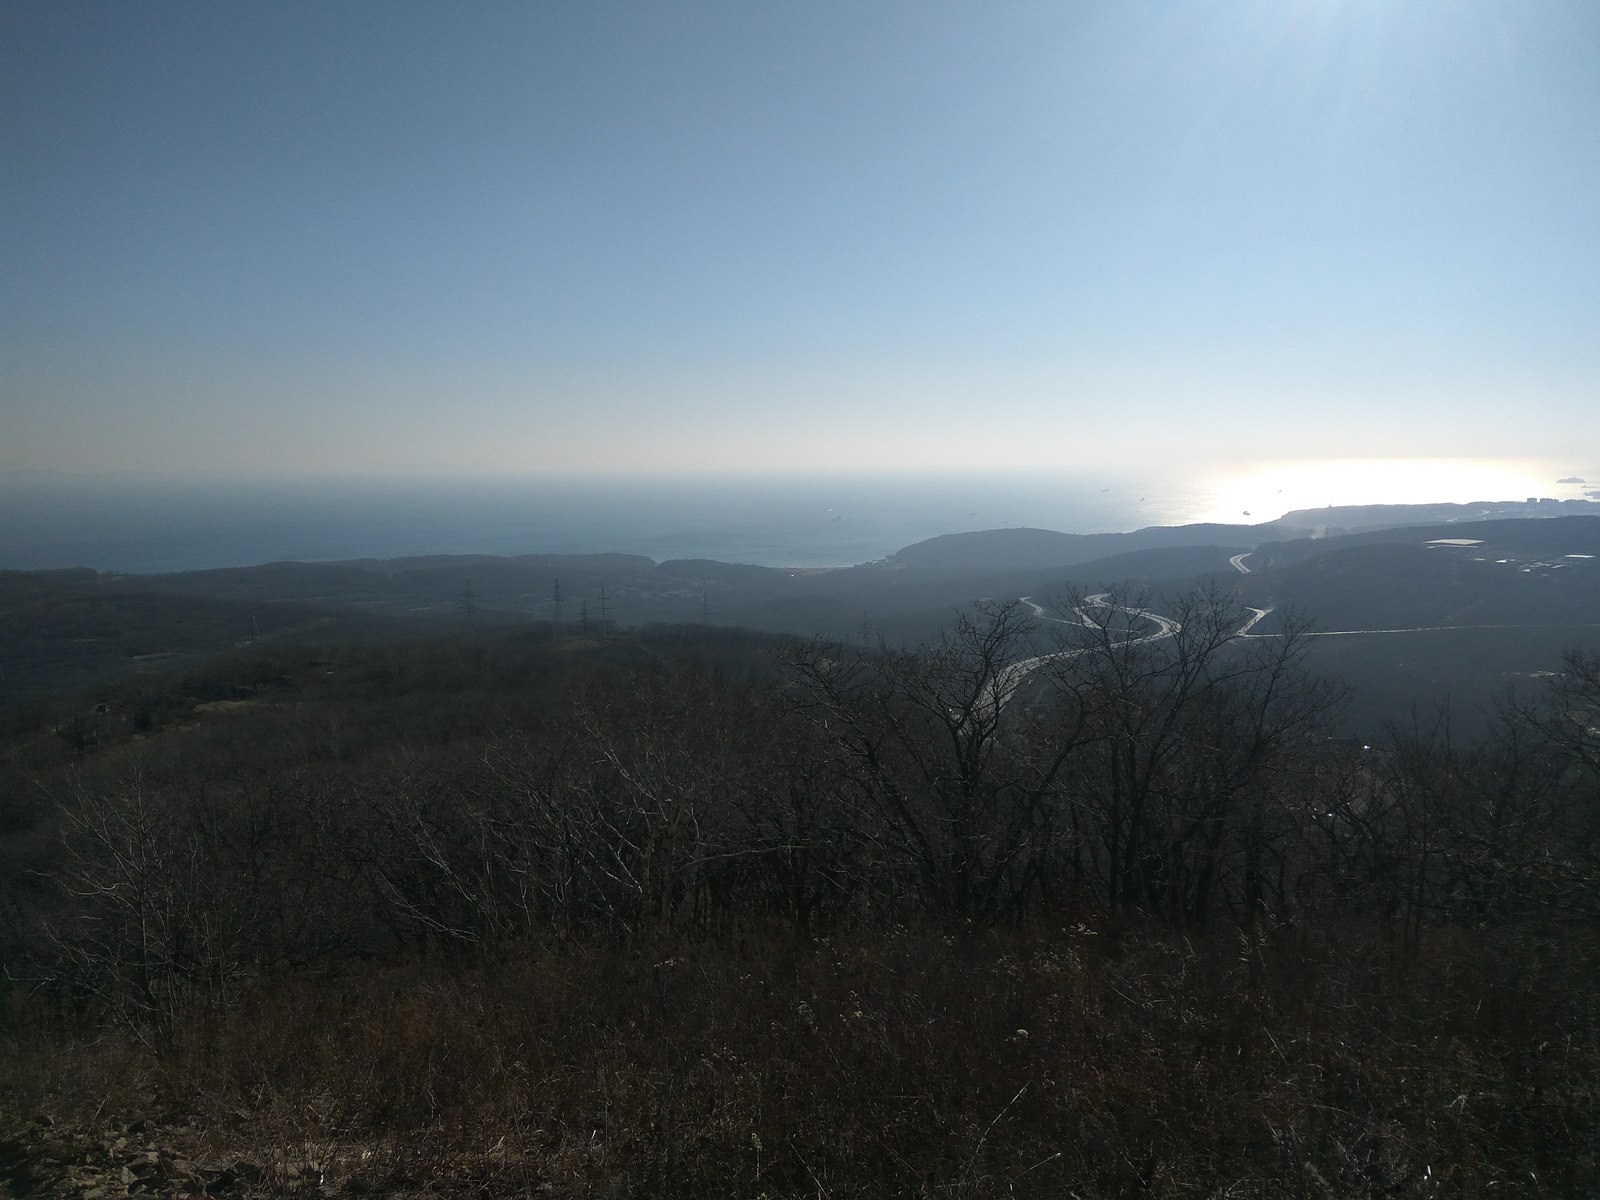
[883,522,1291,571]
[1240,516,1600,630]
[0,569,412,708]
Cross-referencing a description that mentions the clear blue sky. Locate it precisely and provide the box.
[4,0,1597,479]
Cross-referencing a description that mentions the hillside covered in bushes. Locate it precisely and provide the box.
[2,593,1597,1197]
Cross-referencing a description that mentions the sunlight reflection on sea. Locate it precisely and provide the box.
[1187,458,1592,526]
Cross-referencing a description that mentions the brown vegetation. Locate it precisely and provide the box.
[2,595,1597,1197]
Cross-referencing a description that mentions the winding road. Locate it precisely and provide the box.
[995,594,1186,709]
[993,595,1279,711]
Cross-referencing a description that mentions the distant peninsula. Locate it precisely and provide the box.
[885,497,1600,573]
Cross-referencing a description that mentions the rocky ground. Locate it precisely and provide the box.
[0,1115,263,1199]
[0,1114,524,1200]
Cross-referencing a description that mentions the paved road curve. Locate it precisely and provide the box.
[994,595,1183,710]
[994,595,1280,712]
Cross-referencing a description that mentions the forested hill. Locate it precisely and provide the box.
[2,593,1597,1197]
[882,522,1292,571]
[6,511,1600,733]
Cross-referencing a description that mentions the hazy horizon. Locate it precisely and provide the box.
[5,2,1598,483]
[4,456,1596,575]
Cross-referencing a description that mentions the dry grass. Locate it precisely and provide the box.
[5,918,1596,1198]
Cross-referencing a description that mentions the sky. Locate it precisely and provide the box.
[4,0,1598,482]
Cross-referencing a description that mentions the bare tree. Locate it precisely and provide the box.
[1030,586,1343,925]
[783,599,1099,919]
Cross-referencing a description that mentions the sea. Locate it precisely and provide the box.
[1,459,1593,574]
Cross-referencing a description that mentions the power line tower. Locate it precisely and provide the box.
[597,583,612,637]
[578,597,590,633]
[551,577,564,627]
[462,577,476,622]
[701,589,711,628]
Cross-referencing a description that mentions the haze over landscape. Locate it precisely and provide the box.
[5,6,1600,1197]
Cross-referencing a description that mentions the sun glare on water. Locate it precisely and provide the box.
[1191,458,1586,525]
